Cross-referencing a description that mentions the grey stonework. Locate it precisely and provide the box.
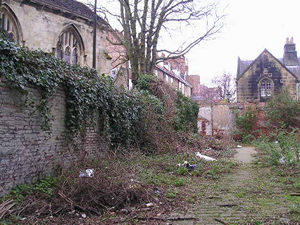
[0,83,104,197]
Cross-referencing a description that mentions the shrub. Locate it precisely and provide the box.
[173,92,199,132]
[233,106,258,142]
[136,74,199,133]
[254,130,300,166]
[136,74,157,91]
[265,89,300,128]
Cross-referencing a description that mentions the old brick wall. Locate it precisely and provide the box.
[0,83,104,197]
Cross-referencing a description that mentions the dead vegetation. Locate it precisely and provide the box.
[0,75,236,224]
[0,134,235,224]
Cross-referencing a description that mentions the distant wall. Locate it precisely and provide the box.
[198,104,237,136]
[0,82,105,197]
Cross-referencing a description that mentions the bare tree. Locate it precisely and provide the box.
[95,0,224,85]
[212,73,236,102]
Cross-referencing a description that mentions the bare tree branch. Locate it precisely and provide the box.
[96,0,225,84]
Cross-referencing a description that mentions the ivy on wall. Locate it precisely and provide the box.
[0,34,146,147]
[0,34,199,150]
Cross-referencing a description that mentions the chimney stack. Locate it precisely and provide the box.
[283,37,298,66]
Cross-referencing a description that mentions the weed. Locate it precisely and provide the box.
[176,167,189,176]
[166,188,178,199]
[140,170,173,185]
[293,181,300,190]
[8,176,59,202]
[253,221,264,225]
[173,178,186,187]
[186,197,195,203]
[235,189,247,198]
[253,130,300,167]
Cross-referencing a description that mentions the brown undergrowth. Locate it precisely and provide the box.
[0,75,236,224]
[0,134,235,224]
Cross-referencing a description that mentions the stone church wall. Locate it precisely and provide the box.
[3,0,111,74]
[0,82,105,197]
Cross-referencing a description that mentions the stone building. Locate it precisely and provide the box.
[1,0,111,74]
[237,38,300,102]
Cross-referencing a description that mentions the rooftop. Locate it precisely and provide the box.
[30,0,107,24]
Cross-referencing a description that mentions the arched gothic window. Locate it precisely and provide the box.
[56,27,83,65]
[1,5,22,42]
[260,79,272,97]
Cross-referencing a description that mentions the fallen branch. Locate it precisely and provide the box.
[215,218,228,224]
[134,216,198,221]
[58,191,75,211]
[58,191,101,216]
[217,203,238,207]
[0,199,15,219]
[289,193,300,196]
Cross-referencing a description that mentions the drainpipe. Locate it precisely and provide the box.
[0,0,2,31]
[92,0,97,69]
[211,102,214,136]
[297,83,299,101]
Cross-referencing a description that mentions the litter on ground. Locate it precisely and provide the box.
[195,152,216,161]
[79,169,95,178]
[177,161,198,170]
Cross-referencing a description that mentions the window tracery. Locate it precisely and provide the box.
[1,6,21,42]
[56,27,83,65]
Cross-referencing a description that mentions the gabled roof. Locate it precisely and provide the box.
[237,49,300,81]
[29,0,107,24]
[155,65,192,87]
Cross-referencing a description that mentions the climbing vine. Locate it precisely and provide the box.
[0,34,146,147]
[0,34,199,149]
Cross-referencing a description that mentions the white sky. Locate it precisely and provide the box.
[187,0,300,86]
[81,0,300,86]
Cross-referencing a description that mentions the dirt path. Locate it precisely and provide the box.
[234,146,256,163]
[172,147,294,225]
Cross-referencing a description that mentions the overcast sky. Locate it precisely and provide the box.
[187,0,300,86]
[81,0,300,86]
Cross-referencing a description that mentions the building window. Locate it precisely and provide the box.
[1,5,22,42]
[57,26,83,65]
[260,79,272,97]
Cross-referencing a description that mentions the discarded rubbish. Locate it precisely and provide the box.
[146,203,154,207]
[205,147,212,151]
[81,213,87,218]
[237,145,242,148]
[279,157,286,164]
[195,152,216,161]
[79,169,95,178]
[153,187,164,195]
[177,161,198,171]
